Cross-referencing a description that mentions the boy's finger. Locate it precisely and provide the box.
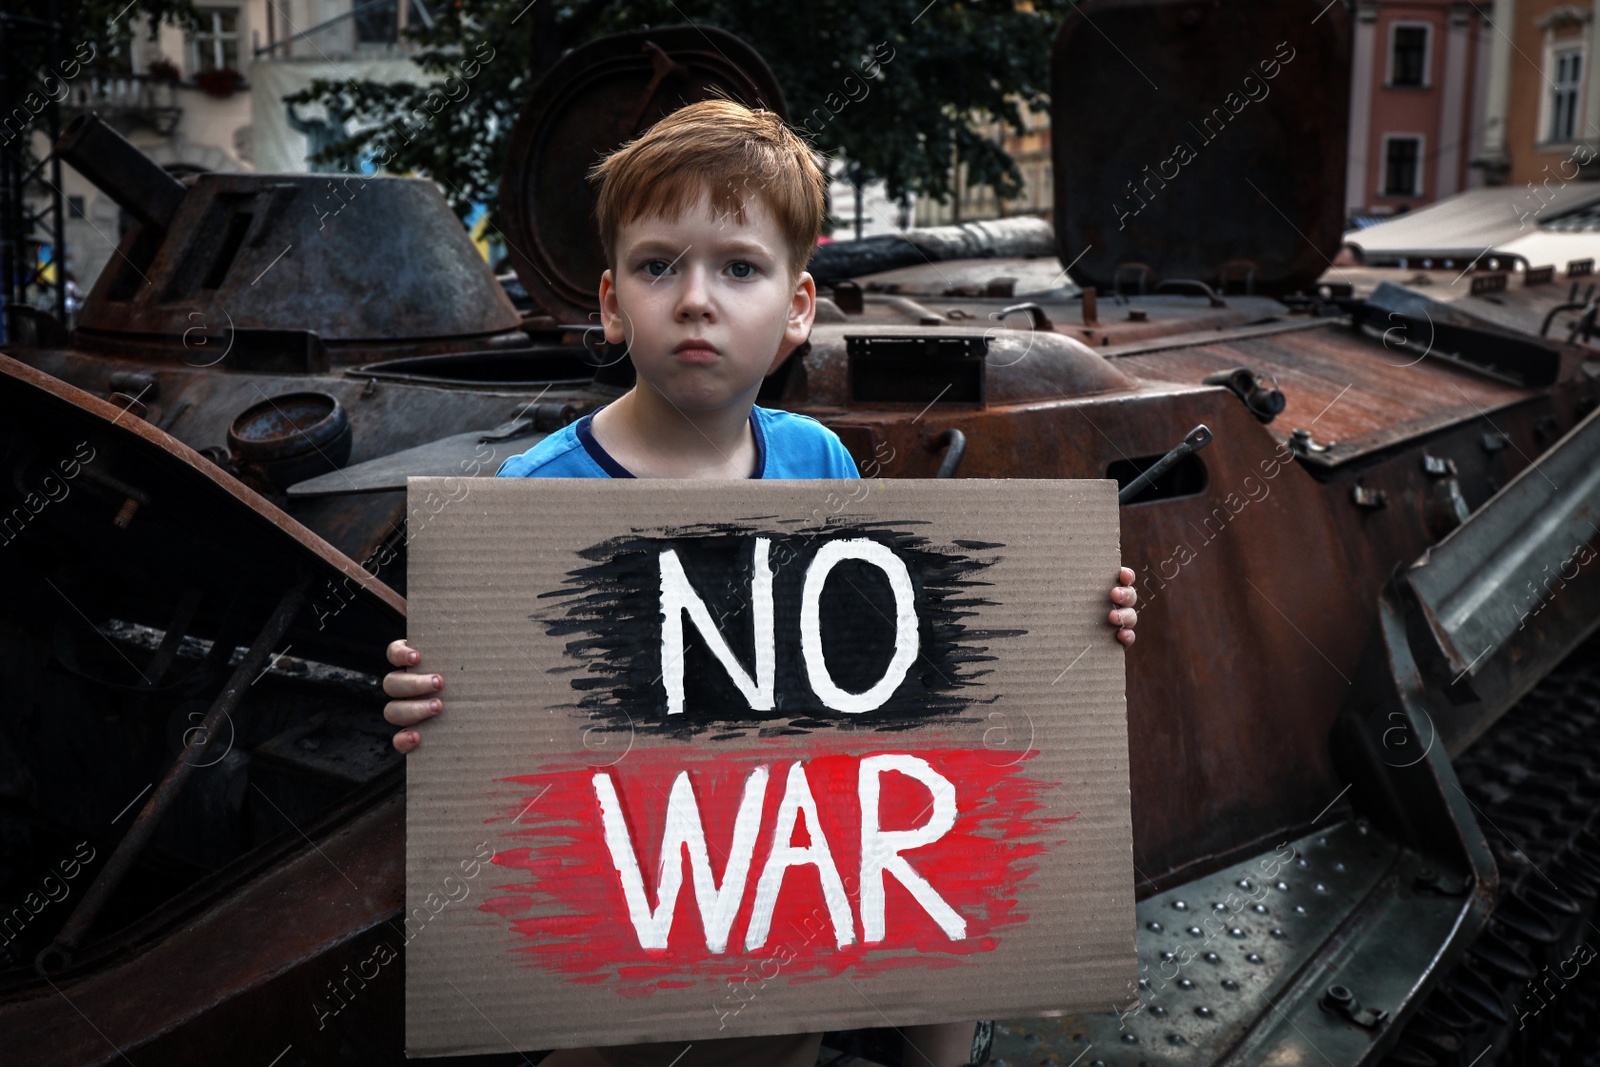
[382,670,443,699]
[1111,586,1138,607]
[393,730,422,754]
[1108,608,1137,629]
[387,639,420,667]
[1119,566,1135,587]
[1118,628,1136,647]
[384,697,442,727]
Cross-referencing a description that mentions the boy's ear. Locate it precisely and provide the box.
[598,269,628,345]
[769,269,817,374]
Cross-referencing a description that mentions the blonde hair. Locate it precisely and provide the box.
[589,98,828,277]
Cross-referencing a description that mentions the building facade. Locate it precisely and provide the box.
[43,0,427,295]
[1474,0,1600,188]
[1345,0,1495,223]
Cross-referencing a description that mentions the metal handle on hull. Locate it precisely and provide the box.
[1118,424,1213,505]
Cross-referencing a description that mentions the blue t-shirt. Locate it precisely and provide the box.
[495,405,859,479]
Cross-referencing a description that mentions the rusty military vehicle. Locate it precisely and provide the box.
[0,4,1597,1065]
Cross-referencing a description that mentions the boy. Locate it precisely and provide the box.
[383,100,1139,1067]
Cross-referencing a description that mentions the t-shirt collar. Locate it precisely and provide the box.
[574,407,766,479]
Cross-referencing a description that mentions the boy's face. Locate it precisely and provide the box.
[598,190,815,415]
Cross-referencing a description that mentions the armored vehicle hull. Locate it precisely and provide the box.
[0,11,1597,1067]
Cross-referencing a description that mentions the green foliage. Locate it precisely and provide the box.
[286,0,1067,220]
[3,0,199,68]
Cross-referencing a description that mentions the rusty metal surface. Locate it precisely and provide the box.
[9,284,1598,900]
[1112,320,1532,457]
[499,25,788,323]
[17,347,594,472]
[5,343,602,589]
[71,170,522,343]
[286,429,548,497]
[809,347,1595,890]
[822,389,1354,885]
[70,324,540,367]
[286,491,408,583]
[1328,263,1600,352]
[1357,283,1570,389]
[796,322,1139,409]
[0,352,412,1062]
[0,790,404,1064]
[992,823,1409,1066]
[1052,0,1351,295]
[0,351,404,638]
[830,286,1293,352]
[8,292,1566,1052]
[56,114,518,343]
[1402,401,1600,755]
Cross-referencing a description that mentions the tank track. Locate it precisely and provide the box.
[1382,634,1600,1067]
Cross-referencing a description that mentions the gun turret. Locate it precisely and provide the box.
[49,112,522,348]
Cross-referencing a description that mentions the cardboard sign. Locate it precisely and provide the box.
[404,479,1135,1057]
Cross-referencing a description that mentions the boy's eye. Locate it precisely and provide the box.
[727,261,755,279]
[643,259,673,277]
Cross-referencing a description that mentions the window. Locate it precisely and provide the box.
[191,7,239,73]
[355,0,400,43]
[1551,48,1583,142]
[1391,25,1430,87]
[1384,136,1422,197]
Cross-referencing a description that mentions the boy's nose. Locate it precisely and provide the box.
[675,264,715,320]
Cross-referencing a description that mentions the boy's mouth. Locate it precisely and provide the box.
[672,338,720,364]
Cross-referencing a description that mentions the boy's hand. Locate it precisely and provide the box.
[383,639,443,753]
[1109,566,1138,646]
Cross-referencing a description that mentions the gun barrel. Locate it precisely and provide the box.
[54,112,186,231]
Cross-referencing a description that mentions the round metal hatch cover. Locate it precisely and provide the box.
[499,26,787,324]
[1051,0,1351,297]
